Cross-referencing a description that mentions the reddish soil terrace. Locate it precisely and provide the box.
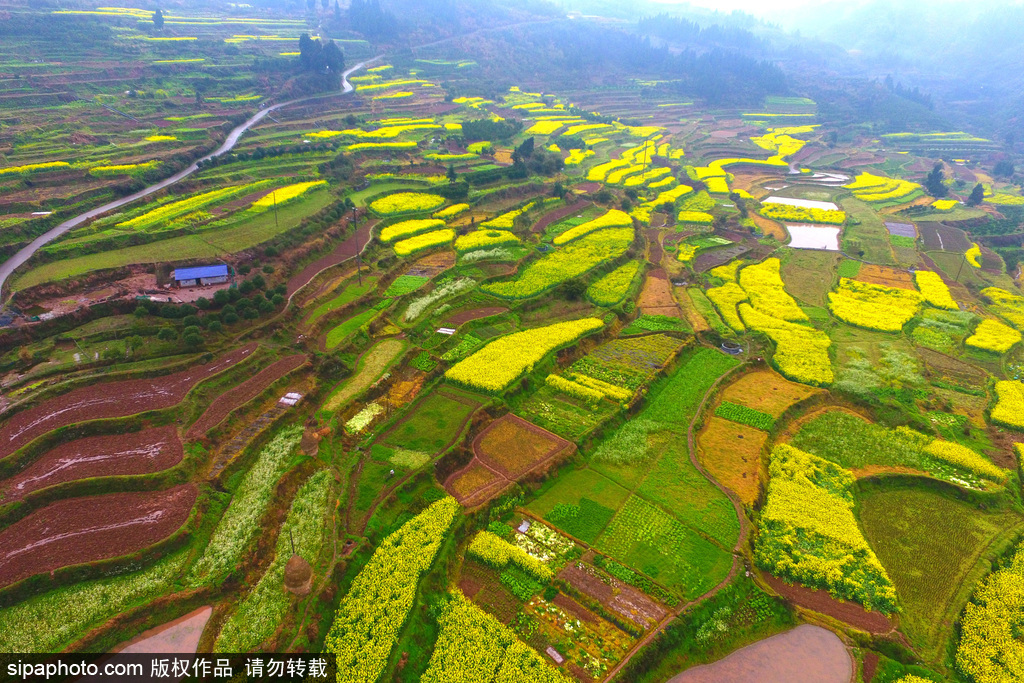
[763,573,893,634]
[558,560,668,629]
[0,484,197,589]
[286,221,374,297]
[445,415,575,507]
[638,268,681,318]
[186,354,306,439]
[443,307,508,327]
[531,200,591,234]
[0,345,256,459]
[1,426,183,501]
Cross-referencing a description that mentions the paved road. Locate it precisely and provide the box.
[0,57,380,299]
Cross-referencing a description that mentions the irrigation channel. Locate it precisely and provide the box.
[0,57,380,300]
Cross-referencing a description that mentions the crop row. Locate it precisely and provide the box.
[445,318,604,393]
[913,270,958,310]
[455,229,521,254]
[118,182,269,231]
[759,203,845,225]
[186,427,302,586]
[466,531,553,580]
[739,258,807,322]
[715,401,774,430]
[214,470,332,652]
[965,319,1021,354]
[481,227,633,299]
[369,191,445,216]
[739,303,833,385]
[421,591,570,683]
[957,539,1024,683]
[394,228,455,256]
[992,381,1024,429]
[553,209,631,246]
[586,260,640,306]
[754,444,897,613]
[324,497,461,683]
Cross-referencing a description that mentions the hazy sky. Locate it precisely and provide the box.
[647,0,825,16]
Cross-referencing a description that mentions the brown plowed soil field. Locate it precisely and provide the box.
[1,426,183,501]
[0,346,256,459]
[445,415,575,506]
[763,573,893,633]
[720,369,822,418]
[559,561,667,629]
[919,222,971,252]
[854,264,915,290]
[645,229,664,265]
[444,307,508,327]
[186,354,306,438]
[475,414,573,479]
[286,221,373,296]
[697,417,766,506]
[406,251,455,278]
[531,200,590,234]
[638,268,681,318]
[0,484,197,589]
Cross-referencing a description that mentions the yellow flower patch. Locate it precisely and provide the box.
[393,228,455,257]
[445,318,604,392]
[965,319,1021,353]
[827,277,922,332]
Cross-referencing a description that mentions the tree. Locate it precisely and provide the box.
[553,181,565,199]
[925,162,948,197]
[153,8,164,30]
[968,183,985,206]
[514,137,535,159]
[157,327,177,341]
[563,279,587,301]
[446,164,457,184]
[994,160,1015,177]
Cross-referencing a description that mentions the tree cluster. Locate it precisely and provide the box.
[298,33,345,74]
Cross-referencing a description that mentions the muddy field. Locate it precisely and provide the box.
[186,354,306,439]
[113,606,212,654]
[558,560,668,629]
[443,306,508,327]
[1,426,183,501]
[474,414,573,478]
[853,264,915,290]
[919,222,971,252]
[638,268,682,318]
[446,416,574,507]
[763,573,892,633]
[0,484,197,589]
[286,221,373,296]
[0,345,255,459]
[531,200,590,234]
[668,624,852,683]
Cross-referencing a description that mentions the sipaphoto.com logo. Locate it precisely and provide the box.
[8,659,143,680]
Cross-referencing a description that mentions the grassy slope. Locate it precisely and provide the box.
[14,189,333,291]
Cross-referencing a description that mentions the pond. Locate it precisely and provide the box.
[668,624,852,683]
[786,224,841,251]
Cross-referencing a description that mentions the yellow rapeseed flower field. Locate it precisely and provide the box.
[827,277,922,332]
[445,318,604,392]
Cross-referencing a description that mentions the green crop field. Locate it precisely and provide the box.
[857,486,1024,660]
[2,5,1023,680]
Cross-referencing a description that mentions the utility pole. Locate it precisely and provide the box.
[955,252,966,282]
[272,191,279,228]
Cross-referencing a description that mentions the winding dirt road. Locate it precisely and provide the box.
[0,58,380,299]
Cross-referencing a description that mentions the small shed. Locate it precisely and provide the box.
[172,264,229,287]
